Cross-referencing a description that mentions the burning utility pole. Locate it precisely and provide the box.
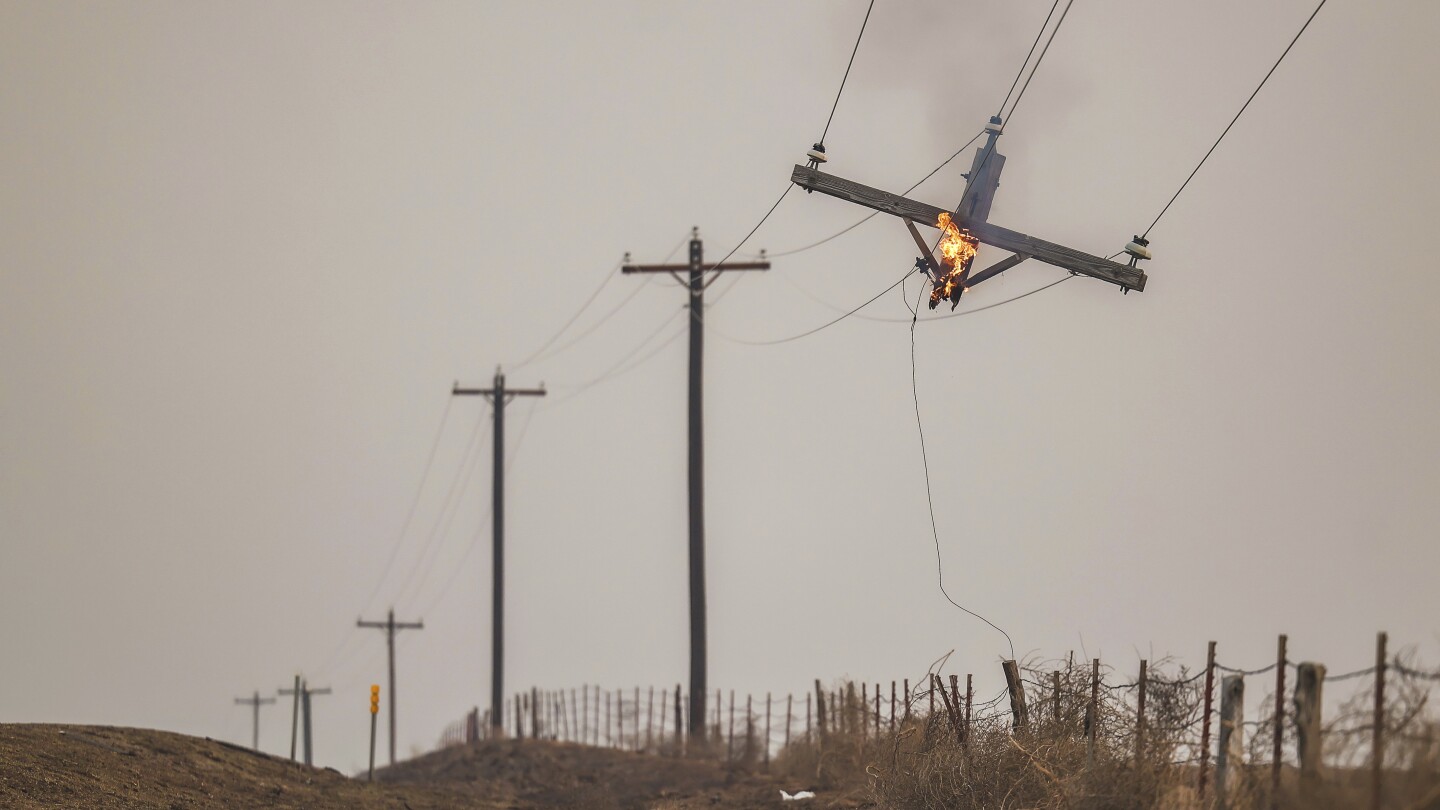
[621,229,771,740]
[792,117,1150,299]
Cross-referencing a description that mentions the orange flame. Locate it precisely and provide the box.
[929,212,978,309]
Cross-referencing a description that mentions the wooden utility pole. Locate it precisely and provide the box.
[790,117,1149,300]
[357,608,423,764]
[452,369,545,734]
[285,674,301,760]
[234,690,276,752]
[621,229,769,739]
[279,680,331,766]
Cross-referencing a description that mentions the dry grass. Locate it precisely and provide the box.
[766,660,1440,810]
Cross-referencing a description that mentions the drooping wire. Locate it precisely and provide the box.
[541,307,689,408]
[509,259,622,370]
[1140,0,1329,238]
[709,267,916,346]
[353,395,456,619]
[412,396,540,617]
[701,184,792,284]
[818,0,877,146]
[996,0,1063,118]
[908,283,1017,661]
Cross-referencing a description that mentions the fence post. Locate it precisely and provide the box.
[806,691,812,743]
[861,682,869,738]
[675,684,684,755]
[1294,662,1326,793]
[1273,634,1288,810]
[785,693,793,752]
[1002,660,1029,731]
[582,686,588,744]
[746,694,755,764]
[873,685,880,737]
[1200,642,1216,800]
[903,679,911,725]
[727,690,736,762]
[1374,631,1387,810]
[571,688,578,743]
[1086,658,1100,767]
[962,674,972,750]
[1135,660,1148,762]
[764,693,772,770]
[1053,670,1062,729]
[815,680,827,746]
[1217,674,1245,810]
[934,674,963,745]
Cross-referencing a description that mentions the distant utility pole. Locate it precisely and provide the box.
[357,608,423,765]
[622,229,771,739]
[234,690,276,752]
[284,674,300,760]
[279,680,331,766]
[452,368,546,735]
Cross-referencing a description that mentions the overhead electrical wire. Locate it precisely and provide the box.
[817,0,876,146]
[708,267,916,346]
[509,259,623,370]
[541,306,689,408]
[411,397,541,618]
[996,0,1063,118]
[908,282,1016,661]
[1140,0,1330,238]
[999,0,1076,128]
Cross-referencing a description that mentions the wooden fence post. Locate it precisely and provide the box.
[1294,662,1326,792]
[1086,658,1100,767]
[764,693,772,770]
[1200,642,1216,800]
[903,679,911,724]
[861,682,868,738]
[1374,631,1387,810]
[785,693,793,752]
[1135,660,1149,761]
[815,680,827,745]
[532,688,540,739]
[806,691,812,743]
[675,684,684,755]
[1053,670,1062,729]
[727,690,736,761]
[582,686,588,744]
[647,686,654,752]
[659,686,668,753]
[1002,660,1029,731]
[934,674,963,745]
[962,675,972,749]
[1273,634,1288,810]
[516,693,525,740]
[571,688,578,742]
[873,685,879,736]
[1217,674,1245,810]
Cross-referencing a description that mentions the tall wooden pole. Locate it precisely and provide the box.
[357,608,423,763]
[234,690,275,752]
[1373,632,1387,810]
[1200,642,1216,799]
[1273,634,1288,810]
[452,370,545,733]
[623,233,769,737]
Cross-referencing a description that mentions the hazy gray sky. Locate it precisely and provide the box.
[3,0,1438,772]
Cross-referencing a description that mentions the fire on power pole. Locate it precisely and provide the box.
[233,690,275,752]
[279,680,330,765]
[790,118,1150,301]
[622,229,771,739]
[357,608,423,764]
[452,369,546,735]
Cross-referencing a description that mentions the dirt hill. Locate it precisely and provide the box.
[0,724,831,809]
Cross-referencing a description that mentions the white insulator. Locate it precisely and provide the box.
[984,119,1003,133]
[1124,241,1153,260]
[806,149,828,164]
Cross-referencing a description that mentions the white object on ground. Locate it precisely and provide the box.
[780,790,816,801]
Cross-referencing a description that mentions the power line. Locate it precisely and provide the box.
[701,185,791,285]
[818,0,876,146]
[541,307,690,408]
[509,259,622,370]
[709,267,916,346]
[1001,0,1076,127]
[997,0,1063,118]
[355,395,455,618]
[908,283,1016,661]
[1141,0,1329,238]
[514,272,650,369]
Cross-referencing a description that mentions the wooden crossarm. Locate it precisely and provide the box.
[790,165,1146,292]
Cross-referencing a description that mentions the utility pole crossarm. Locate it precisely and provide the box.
[621,262,771,274]
[452,385,546,397]
[790,164,1146,293]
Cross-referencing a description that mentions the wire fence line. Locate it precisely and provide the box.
[432,634,1440,809]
